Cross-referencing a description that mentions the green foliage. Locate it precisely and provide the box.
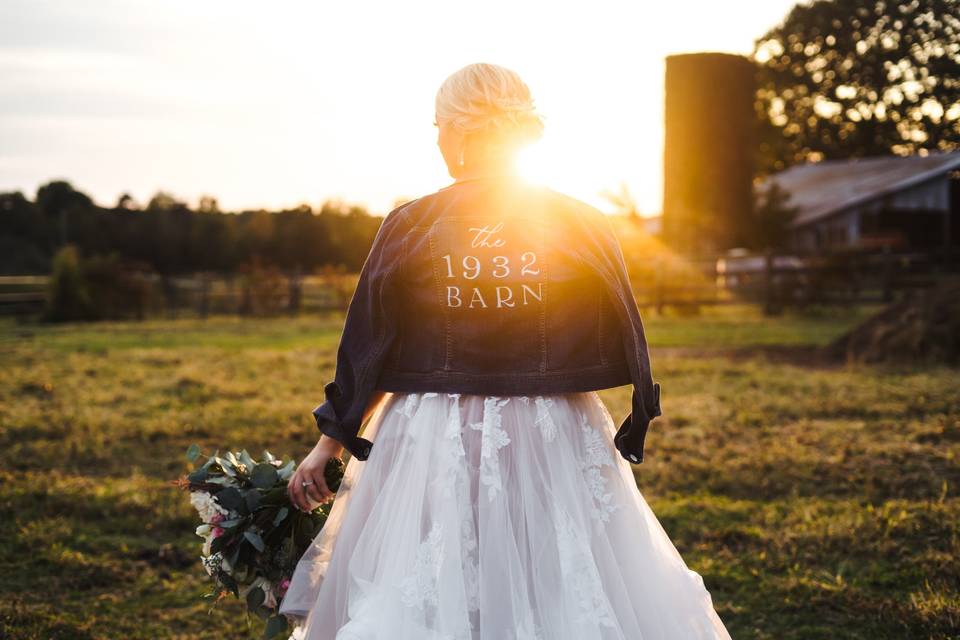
[0,181,384,277]
[43,245,155,322]
[238,257,287,317]
[745,182,800,251]
[44,245,93,321]
[753,0,960,174]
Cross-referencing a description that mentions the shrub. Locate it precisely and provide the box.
[44,245,94,322]
[43,245,155,322]
[238,256,286,316]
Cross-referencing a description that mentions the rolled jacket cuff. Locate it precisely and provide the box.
[312,401,373,461]
[629,381,662,424]
[649,382,662,418]
[615,382,662,464]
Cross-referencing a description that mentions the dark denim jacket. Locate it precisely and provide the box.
[313,174,661,463]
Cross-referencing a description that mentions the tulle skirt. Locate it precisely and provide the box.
[279,391,731,640]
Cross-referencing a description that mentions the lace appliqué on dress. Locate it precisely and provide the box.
[553,504,617,629]
[394,393,440,457]
[579,411,621,524]
[395,392,420,418]
[441,394,481,614]
[535,396,558,443]
[469,396,511,502]
[399,521,445,611]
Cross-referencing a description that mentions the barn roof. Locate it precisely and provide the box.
[765,151,960,227]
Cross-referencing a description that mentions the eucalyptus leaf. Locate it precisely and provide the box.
[213,456,237,476]
[277,460,295,481]
[294,514,315,548]
[246,584,266,610]
[243,530,265,552]
[218,518,246,529]
[228,539,242,567]
[245,490,262,512]
[239,449,257,470]
[250,463,279,489]
[186,443,202,463]
[215,487,245,512]
[187,467,208,483]
[272,507,289,527]
[259,487,288,505]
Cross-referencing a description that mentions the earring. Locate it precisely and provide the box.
[457,147,465,167]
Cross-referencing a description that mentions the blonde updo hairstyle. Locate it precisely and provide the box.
[435,63,545,155]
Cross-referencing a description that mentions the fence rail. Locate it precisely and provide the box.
[3,248,958,318]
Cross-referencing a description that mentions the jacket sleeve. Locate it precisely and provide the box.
[579,211,662,464]
[311,206,408,461]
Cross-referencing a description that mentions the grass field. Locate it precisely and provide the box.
[0,307,957,639]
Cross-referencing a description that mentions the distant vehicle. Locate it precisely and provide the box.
[715,249,806,289]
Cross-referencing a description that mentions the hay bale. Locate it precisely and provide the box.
[828,278,960,365]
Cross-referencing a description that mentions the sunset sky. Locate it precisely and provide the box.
[0,0,799,216]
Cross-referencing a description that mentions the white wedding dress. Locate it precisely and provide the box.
[279,391,732,640]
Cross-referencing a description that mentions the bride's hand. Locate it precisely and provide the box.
[288,436,344,512]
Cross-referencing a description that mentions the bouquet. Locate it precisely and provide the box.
[177,444,345,639]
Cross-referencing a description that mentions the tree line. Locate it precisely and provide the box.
[0,181,385,276]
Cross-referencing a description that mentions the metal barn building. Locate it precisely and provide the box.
[765,152,960,252]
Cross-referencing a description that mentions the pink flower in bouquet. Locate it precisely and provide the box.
[279,578,291,596]
[212,526,225,538]
[210,512,224,524]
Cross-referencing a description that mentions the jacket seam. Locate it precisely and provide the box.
[598,286,607,366]
[538,224,547,374]
[426,228,452,371]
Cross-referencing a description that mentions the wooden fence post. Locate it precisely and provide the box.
[287,269,302,316]
[762,251,779,316]
[881,246,894,303]
[655,258,664,315]
[198,273,210,319]
[162,274,178,319]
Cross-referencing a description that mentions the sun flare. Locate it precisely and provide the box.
[515,142,553,186]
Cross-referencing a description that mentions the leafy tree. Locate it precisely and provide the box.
[115,193,139,211]
[35,180,93,218]
[745,182,800,251]
[753,0,960,173]
[0,182,386,276]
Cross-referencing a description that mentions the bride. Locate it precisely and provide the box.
[279,62,732,639]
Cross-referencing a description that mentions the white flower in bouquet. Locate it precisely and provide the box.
[195,521,227,556]
[196,524,213,555]
[190,490,230,523]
